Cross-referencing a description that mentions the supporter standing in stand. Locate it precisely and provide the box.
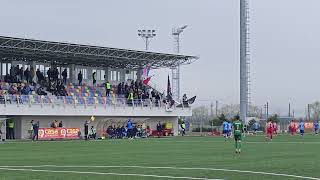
[47,68,52,81]
[30,67,35,84]
[62,69,67,85]
[78,71,83,86]
[54,68,59,83]
[36,69,41,84]
[15,65,19,82]
[105,81,111,97]
[19,67,23,81]
[24,68,30,83]
[92,72,97,86]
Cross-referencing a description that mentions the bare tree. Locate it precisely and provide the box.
[310,101,320,120]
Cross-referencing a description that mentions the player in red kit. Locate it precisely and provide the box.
[273,122,278,135]
[266,121,273,141]
[290,120,296,136]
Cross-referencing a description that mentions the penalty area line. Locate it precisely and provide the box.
[0,167,222,180]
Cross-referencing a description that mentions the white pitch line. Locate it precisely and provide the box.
[0,167,221,180]
[0,165,319,180]
[167,140,320,145]
[3,139,320,145]
[248,141,320,145]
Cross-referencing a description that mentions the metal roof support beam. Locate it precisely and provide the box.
[0,36,198,69]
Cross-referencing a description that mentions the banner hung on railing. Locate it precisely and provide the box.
[38,128,80,139]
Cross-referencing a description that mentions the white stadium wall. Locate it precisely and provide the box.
[1,99,191,139]
[13,116,179,139]
[0,104,191,117]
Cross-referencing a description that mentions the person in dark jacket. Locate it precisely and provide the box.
[78,71,83,86]
[62,69,67,84]
[32,121,39,141]
[36,69,41,83]
[58,121,63,128]
[84,120,89,140]
[47,68,52,81]
[157,122,162,138]
[92,72,96,86]
[53,68,59,82]
[24,68,30,83]
[127,119,133,139]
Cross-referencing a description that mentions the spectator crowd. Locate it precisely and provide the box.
[0,65,178,109]
[2,65,68,97]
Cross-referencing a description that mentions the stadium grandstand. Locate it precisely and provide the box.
[0,35,198,140]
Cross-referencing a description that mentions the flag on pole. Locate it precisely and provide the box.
[167,75,172,98]
[142,64,152,85]
[143,76,151,85]
[142,64,151,78]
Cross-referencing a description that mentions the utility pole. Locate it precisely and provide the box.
[288,103,291,117]
[210,102,214,118]
[267,102,269,120]
[293,109,295,118]
[308,104,311,121]
[264,102,269,121]
[211,102,214,132]
[215,100,219,117]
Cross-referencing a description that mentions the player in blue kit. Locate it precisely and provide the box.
[228,121,232,138]
[314,120,319,135]
[299,120,305,137]
[223,121,229,140]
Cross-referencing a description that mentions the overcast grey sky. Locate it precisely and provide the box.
[1,0,320,116]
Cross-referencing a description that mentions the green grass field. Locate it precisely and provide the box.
[0,134,319,180]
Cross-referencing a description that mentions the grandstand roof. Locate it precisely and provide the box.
[0,36,198,69]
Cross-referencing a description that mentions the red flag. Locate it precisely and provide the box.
[143,76,151,85]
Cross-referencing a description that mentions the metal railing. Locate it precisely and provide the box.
[0,95,190,110]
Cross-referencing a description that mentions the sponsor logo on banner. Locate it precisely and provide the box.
[38,128,80,139]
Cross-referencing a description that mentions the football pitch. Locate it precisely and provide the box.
[0,135,319,180]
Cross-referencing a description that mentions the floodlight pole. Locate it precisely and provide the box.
[172,25,188,101]
[240,0,250,124]
[137,29,156,80]
[138,29,156,51]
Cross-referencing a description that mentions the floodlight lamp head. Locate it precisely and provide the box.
[181,25,188,30]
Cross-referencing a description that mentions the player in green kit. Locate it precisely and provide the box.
[233,115,244,154]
